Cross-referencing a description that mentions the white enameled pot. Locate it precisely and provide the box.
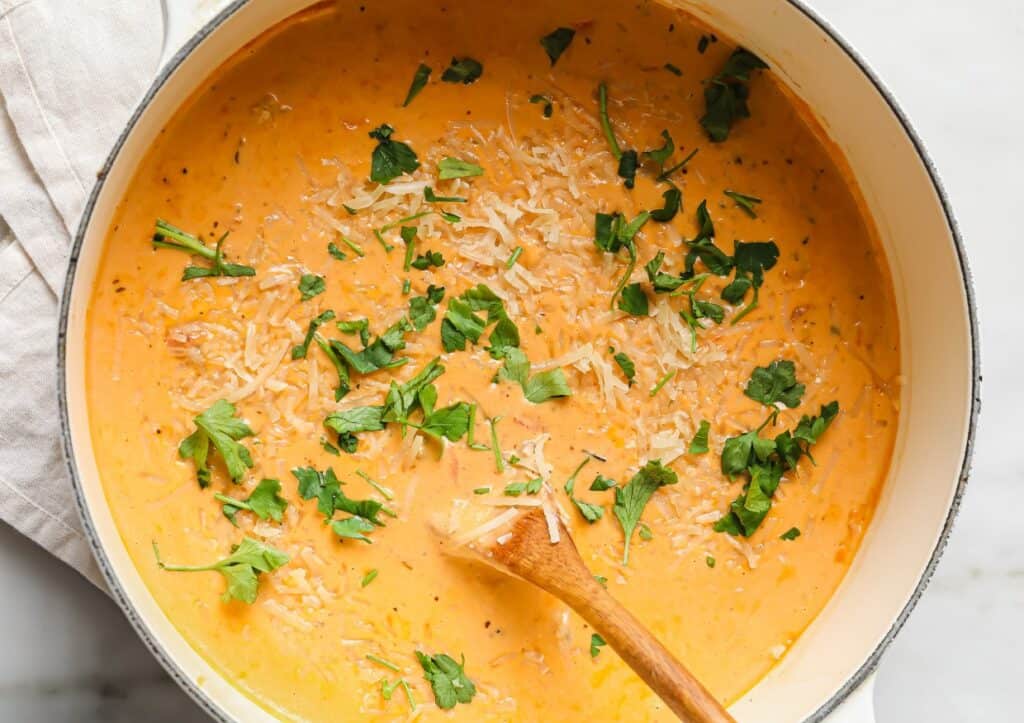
[58,1,979,721]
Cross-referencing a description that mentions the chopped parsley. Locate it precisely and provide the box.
[441,57,483,84]
[706,555,716,568]
[505,246,523,268]
[438,156,484,179]
[642,129,675,168]
[402,63,431,107]
[337,317,371,347]
[489,416,505,472]
[327,242,348,261]
[714,402,839,537]
[688,420,712,455]
[361,569,379,587]
[366,654,401,672]
[613,460,678,565]
[178,399,254,488]
[590,633,607,658]
[657,147,699,183]
[153,537,288,604]
[590,475,617,492]
[332,516,376,543]
[725,189,763,218]
[298,273,325,301]
[416,651,476,710]
[411,250,444,270]
[638,522,654,540]
[215,478,288,526]
[700,48,768,142]
[594,210,650,309]
[596,83,639,189]
[649,370,675,397]
[540,27,575,66]
[292,466,390,530]
[564,457,603,523]
[152,220,255,280]
[780,527,801,541]
[618,282,649,316]
[498,347,572,404]
[408,284,446,331]
[292,309,336,359]
[368,124,420,184]
[611,350,636,386]
[441,284,519,356]
[503,482,526,497]
[650,187,681,222]
[473,487,490,495]
[424,186,467,203]
[321,437,340,456]
[529,93,554,118]
[744,359,805,408]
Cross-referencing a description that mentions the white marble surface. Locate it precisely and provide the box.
[1,0,1019,720]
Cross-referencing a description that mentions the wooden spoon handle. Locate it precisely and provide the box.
[566,581,734,723]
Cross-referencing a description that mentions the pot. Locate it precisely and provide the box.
[57,1,979,720]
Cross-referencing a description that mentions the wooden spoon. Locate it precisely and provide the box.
[453,505,735,723]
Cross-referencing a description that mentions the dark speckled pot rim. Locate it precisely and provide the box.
[56,1,980,720]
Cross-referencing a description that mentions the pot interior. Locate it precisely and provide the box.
[61,1,975,720]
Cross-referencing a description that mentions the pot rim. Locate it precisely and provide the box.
[55,1,981,720]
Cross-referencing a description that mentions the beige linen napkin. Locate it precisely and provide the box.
[0,0,165,587]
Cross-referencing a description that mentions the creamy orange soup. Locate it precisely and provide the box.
[85,0,900,719]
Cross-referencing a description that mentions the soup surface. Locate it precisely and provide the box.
[85,0,900,720]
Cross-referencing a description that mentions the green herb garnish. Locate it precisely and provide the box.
[498,348,572,403]
[438,156,484,179]
[369,124,420,184]
[424,186,466,203]
[700,48,768,142]
[612,350,636,386]
[594,210,650,309]
[650,187,681,222]
[590,475,617,491]
[292,309,336,359]
[618,282,649,316]
[590,634,607,658]
[361,569,379,587]
[649,370,675,397]
[215,478,287,526]
[689,420,711,455]
[540,27,575,66]
[780,527,801,541]
[153,537,287,604]
[441,57,483,84]
[613,460,678,565]
[403,63,431,107]
[725,189,762,218]
[152,220,255,280]
[744,359,805,408]
[529,94,554,118]
[505,246,523,268]
[178,399,254,488]
[416,651,476,710]
[298,273,325,301]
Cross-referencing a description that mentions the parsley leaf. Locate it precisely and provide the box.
[417,402,472,442]
[402,63,431,107]
[152,220,255,280]
[438,156,484,179]
[529,93,553,118]
[745,359,805,408]
[178,399,254,487]
[337,317,371,347]
[323,406,386,452]
[689,420,711,454]
[298,273,325,301]
[650,187,682,222]
[612,350,636,386]
[368,124,420,184]
[617,149,639,189]
[780,527,801,541]
[540,27,575,66]
[416,651,476,710]
[613,460,678,564]
[332,516,376,543]
[154,537,288,604]
[725,189,762,218]
[617,282,649,316]
[700,48,768,142]
[215,478,288,526]
[594,210,650,309]
[590,474,617,491]
[411,250,445,270]
[293,465,387,528]
[793,401,840,446]
[292,309,336,359]
[643,129,675,167]
[408,284,445,331]
[498,348,571,403]
[590,633,607,658]
[424,186,466,203]
[441,57,483,84]
[327,242,347,261]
